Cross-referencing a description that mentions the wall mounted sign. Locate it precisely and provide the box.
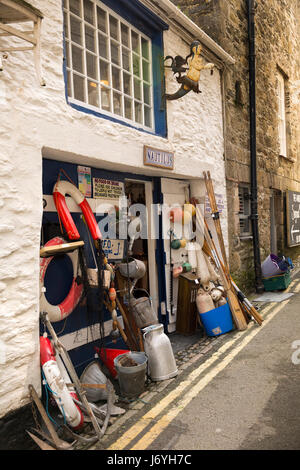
[286,190,300,247]
[93,178,124,199]
[144,145,174,170]
[205,194,224,214]
[78,166,92,197]
[164,40,215,101]
[102,239,125,260]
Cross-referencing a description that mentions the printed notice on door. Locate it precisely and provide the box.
[286,190,300,246]
[93,178,124,199]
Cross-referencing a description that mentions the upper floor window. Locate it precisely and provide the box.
[277,71,287,158]
[63,0,156,131]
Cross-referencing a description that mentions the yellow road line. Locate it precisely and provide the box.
[292,282,300,293]
[108,302,276,450]
[131,299,289,450]
[284,279,297,292]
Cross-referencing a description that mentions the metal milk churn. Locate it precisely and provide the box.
[142,324,178,381]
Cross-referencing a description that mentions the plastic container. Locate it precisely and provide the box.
[261,254,285,278]
[198,302,234,337]
[114,351,148,398]
[96,348,130,378]
[262,271,291,291]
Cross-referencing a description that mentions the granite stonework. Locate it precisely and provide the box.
[172,0,300,289]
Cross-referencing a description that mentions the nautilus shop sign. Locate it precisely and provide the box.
[144,145,174,170]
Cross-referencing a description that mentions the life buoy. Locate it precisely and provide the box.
[40,237,83,322]
[53,180,102,241]
[40,335,84,430]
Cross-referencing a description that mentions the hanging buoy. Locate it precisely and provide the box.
[182,210,192,225]
[171,239,181,250]
[53,180,102,241]
[40,237,83,322]
[184,203,196,216]
[173,266,183,278]
[180,238,187,248]
[182,262,192,273]
[169,207,183,223]
[40,336,84,430]
[109,287,117,302]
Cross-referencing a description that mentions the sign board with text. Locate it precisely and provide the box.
[144,145,174,170]
[93,178,124,199]
[286,190,300,247]
[102,239,125,260]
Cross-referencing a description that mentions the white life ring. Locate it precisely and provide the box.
[53,180,102,241]
[40,335,84,429]
[40,236,83,322]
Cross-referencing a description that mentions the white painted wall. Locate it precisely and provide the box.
[0,0,227,417]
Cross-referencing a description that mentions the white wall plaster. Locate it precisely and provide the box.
[0,0,227,417]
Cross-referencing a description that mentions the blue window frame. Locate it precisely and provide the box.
[62,0,168,137]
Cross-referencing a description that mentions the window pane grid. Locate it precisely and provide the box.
[63,0,153,130]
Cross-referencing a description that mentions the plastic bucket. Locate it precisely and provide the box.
[261,254,285,278]
[96,348,130,378]
[199,303,234,337]
[114,351,148,398]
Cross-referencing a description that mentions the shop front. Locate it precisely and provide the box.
[41,156,211,378]
[0,0,235,447]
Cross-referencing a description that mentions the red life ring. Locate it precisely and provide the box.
[53,180,102,241]
[40,237,83,322]
[40,335,84,430]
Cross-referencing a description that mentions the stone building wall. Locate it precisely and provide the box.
[0,0,229,444]
[173,0,300,289]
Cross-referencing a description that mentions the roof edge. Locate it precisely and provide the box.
[140,0,235,65]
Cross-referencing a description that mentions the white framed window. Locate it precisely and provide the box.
[277,71,287,157]
[63,0,154,131]
[238,185,251,237]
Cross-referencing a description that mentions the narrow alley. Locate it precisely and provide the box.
[90,268,300,452]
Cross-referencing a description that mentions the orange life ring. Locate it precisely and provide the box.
[53,180,102,241]
[40,237,83,322]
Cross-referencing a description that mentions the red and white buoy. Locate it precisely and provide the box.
[39,237,83,322]
[40,335,84,430]
[53,180,102,241]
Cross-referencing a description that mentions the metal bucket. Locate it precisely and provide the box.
[129,295,158,329]
[118,258,146,280]
[114,352,148,398]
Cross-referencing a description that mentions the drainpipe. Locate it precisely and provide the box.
[247,0,264,293]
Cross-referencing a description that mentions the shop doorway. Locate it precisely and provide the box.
[123,179,159,315]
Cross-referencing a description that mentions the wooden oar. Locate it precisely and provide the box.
[195,205,248,331]
[203,171,228,267]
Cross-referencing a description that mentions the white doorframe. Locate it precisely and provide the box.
[124,178,159,316]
